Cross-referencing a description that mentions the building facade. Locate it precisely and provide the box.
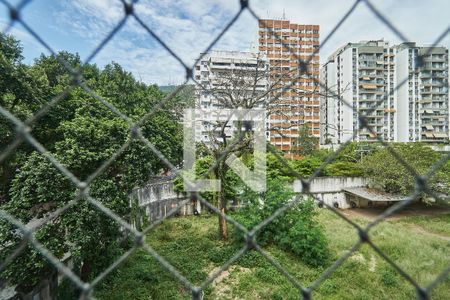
[193,50,269,145]
[395,43,449,142]
[320,40,449,145]
[258,19,320,155]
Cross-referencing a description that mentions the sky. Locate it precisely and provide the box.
[1,0,449,85]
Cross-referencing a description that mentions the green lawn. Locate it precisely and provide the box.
[94,209,450,299]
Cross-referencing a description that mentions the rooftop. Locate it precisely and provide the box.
[343,187,405,202]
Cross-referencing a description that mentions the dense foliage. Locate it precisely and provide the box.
[286,142,449,197]
[0,33,184,293]
[293,125,319,157]
[360,143,450,196]
[233,179,329,267]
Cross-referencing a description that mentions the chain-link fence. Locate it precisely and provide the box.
[0,0,449,299]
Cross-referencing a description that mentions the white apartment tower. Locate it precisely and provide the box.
[320,40,449,145]
[395,43,449,142]
[193,51,269,145]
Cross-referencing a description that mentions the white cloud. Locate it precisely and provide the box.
[48,0,450,85]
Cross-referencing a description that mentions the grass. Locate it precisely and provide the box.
[397,214,450,236]
[94,209,450,300]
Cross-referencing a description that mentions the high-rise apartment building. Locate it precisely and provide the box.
[395,43,449,142]
[320,40,449,145]
[193,50,269,145]
[258,19,320,155]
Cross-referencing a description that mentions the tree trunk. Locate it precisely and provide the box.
[218,188,228,240]
[80,259,91,282]
[214,164,228,240]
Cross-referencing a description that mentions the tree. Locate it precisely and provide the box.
[0,33,51,202]
[189,53,272,240]
[293,124,319,157]
[189,52,348,239]
[360,143,449,196]
[0,34,184,293]
[161,84,196,118]
[325,161,363,177]
[289,156,323,177]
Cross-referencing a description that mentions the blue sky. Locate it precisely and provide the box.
[1,0,449,85]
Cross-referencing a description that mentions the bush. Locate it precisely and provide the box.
[233,179,329,267]
[232,212,262,242]
[273,200,329,267]
[280,216,328,266]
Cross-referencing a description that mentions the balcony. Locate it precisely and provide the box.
[433,72,448,78]
[421,88,448,94]
[359,64,384,70]
[422,132,448,139]
[422,64,448,71]
[421,80,447,86]
[359,79,384,85]
[422,56,447,63]
[360,83,377,89]
[359,89,384,94]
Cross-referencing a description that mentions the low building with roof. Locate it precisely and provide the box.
[343,187,405,208]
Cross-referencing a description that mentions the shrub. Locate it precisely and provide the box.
[273,199,329,267]
[281,216,328,266]
[232,212,262,242]
[234,179,329,267]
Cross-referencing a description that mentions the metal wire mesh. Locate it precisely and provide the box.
[0,0,449,299]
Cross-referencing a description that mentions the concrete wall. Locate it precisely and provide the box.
[292,177,370,209]
[134,176,371,219]
[131,178,200,222]
[1,273,58,300]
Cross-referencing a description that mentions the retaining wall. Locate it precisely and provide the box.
[293,177,370,209]
[131,177,200,221]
